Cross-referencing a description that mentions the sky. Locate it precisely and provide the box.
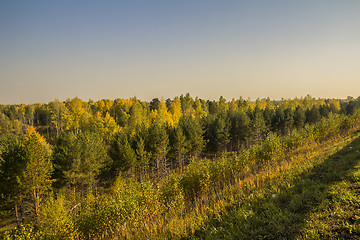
[1,0,360,104]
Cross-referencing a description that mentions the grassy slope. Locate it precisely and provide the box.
[187,134,360,240]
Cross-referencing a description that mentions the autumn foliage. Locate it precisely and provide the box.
[0,95,360,239]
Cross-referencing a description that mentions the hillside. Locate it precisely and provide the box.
[189,132,360,239]
[0,96,360,239]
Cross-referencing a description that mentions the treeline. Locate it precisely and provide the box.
[0,94,360,238]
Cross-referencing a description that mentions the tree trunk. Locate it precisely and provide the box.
[33,189,40,219]
[15,201,21,227]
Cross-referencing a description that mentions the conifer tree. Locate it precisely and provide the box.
[229,110,251,151]
[306,106,321,124]
[294,106,306,129]
[206,115,230,153]
[169,125,188,170]
[272,106,285,133]
[150,98,160,111]
[53,131,108,196]
[215,116,230,152]
[283,108,294,134]
[147,121,169,178]
[250,106,267,144]
[263,106,274,127]
[110,132,137,175]
[19,127,53,219]
[112,98,132,126]
[0,135,26,225]
[134,134,150,178]
[180,115,205,159]
[180,93,194,114]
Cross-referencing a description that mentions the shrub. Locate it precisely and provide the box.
[38,194,78,239]
[160,173,184,207]
[1,224,37,240]
[75,177,161,239]
[180,159,212,202]
[255,133,284,166]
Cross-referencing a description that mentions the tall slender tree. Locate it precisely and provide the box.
[250,106,267,144]
[0,135,26,225]
[180,115,205,159]
[19,127,53,219]
[147,121,169,178]
[229,110,251,151]
[294,106,306,129]
[169,125,188,171]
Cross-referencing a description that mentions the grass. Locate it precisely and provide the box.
[187,134,360,239]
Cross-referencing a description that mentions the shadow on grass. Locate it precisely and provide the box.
[188,136,360,240]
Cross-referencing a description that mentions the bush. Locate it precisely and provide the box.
[160,173,184,207]
[180,159,212,202]
[284,130,303,152]
[38,194,78,239]
[1,224,37,240]
[75,177,161,239]
[255,133,284,166]
[209,156,234,185]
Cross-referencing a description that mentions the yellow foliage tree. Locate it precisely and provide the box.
[90,112,120,142]
[63,97,86,135]
[19,126,53,219]
[169,97,183,126]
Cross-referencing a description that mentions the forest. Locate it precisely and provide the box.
[1,94,360,239]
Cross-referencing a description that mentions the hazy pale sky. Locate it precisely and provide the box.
[1,0,360,104]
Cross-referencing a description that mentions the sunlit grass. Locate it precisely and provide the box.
[188,133,360,239]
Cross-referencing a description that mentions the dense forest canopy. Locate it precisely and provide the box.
[1,94,360,239]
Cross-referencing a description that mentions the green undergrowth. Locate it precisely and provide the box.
[2,114,360,239]
[188,133,360,239]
